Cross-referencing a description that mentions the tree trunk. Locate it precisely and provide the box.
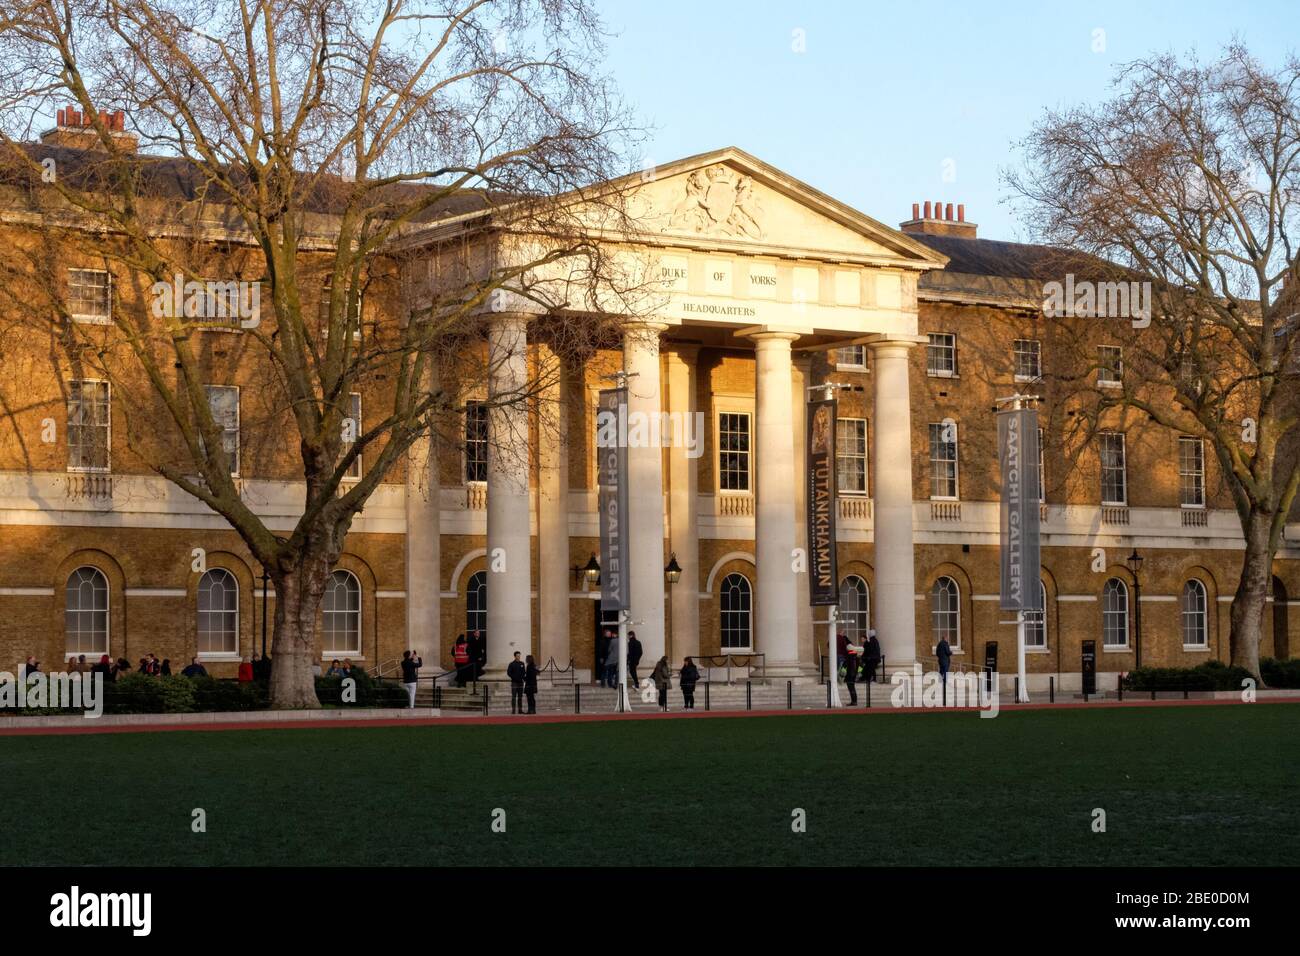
[268,552,332,709]
[1229,509,1274,683]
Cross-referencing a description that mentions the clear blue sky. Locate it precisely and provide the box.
[602,0,1297,242]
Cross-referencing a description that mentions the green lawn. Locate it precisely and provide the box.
[2,703,1296,867]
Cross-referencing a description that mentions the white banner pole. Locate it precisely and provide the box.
[828,605,842,707]
[1016,610,1029,702]
[618,611,630,712]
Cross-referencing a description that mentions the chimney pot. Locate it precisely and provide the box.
[57,108,65,126]
[912,202,919,220]
[923,201,932,219]
[114,110,124,131]
[945,203,954,221]
[958,204,965,222]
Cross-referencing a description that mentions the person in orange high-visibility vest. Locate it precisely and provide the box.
[452,634,471,687]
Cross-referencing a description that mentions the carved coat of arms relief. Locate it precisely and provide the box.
[667,165,764,240]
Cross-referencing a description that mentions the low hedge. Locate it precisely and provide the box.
[1121,658,1295,691]
[94,667,406,714]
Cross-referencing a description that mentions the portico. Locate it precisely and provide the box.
[403,148,947,676]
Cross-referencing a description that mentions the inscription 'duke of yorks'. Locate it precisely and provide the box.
[667,165,764,240]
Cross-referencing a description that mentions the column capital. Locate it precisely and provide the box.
[736,325,802,344]
[863,332,928,352]
[623,318,671,333]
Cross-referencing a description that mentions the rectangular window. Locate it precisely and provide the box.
[928,422,959,499]
[1100,432,1127,505]
[835,345,867,370]
[344,393,362,481]
[204,385,241,476]
[1098,345,1123,386]
[465,401,488,483]
[1013,339,1041,381]
[67,380,111,472]
[1179,436,1205,508]
[68,269,111,324]
[836,418,867,494]
[718,412,751,492]
[927,333,957,377]
[320,275,363,341]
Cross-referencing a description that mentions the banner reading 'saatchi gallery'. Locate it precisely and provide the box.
[596,387,629,612]
[998,407,1042,612]
[806,397,839,606]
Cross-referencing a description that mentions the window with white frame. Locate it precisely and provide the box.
[65,566,109,655]
[343,392,362,480]
[67,380,111,472]
[1102,578,1129,648]
[466,570,487,636]
[197,568,239,655]
[1179,436,1205,507]
[835,345,867,370]
[68,269,111,324]
[931,576,960,648]
[1099,432,1126,505]
[838,576,870,642]
[1182,579,1208,647]
[718,412,751,492]
[720,573,752,650]
[1013,339,1041,381]
[322,570,361,655]
[1025,581,1047,648]
[928,422,959,499]
[926,332,957,377]
[836,418,867,494]
[1098,345,1123,386]
[465,401,488,483]
[204,385,241,476]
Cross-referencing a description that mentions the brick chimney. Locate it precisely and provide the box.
[900,200,976,239]
[41,107,137,152]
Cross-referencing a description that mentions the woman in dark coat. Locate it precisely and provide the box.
[651,656,672,711]
[524,655,539,714]
[679,657,700,710]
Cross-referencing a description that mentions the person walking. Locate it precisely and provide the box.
[507,652,527,715]
[865,629,882,684]
[604,633,621,689]
[400,650,422,709]
[626,631,643,689]
[452,634,471,688]
[524,654,539,714]
[651,656,672,711]
[838,631,859,706]
[595,627,612,687]
[936,633,952,687]
[679,656,699,710]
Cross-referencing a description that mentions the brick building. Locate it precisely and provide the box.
[1,136,1296,688]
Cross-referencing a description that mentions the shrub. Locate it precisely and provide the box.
[1260,657,1300,689]
[189,677,269,712]
[106,673,196,713]
[314,667,409,708]
[1122,659,1253,692]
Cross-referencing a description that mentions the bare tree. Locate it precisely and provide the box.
[0,0,641,706]
[1007,46,1300,679]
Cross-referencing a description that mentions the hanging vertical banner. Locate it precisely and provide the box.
[596,387,630,611]
[998,407,1042,611]
[806,397,840,606]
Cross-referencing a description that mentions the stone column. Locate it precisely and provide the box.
[486,313,532,673]
[750,331,802,675]
[792,355,815,667]
[536,342,570,667]
[404,356,440,662]
[623,321,669,664]
[867,335,923,669]
[665,344,700,663]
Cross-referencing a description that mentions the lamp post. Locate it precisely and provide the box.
[664,553,681,660]
[1126,548,1144,669]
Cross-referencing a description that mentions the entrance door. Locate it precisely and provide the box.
[594,604,619,680]
[1274,577,1290,660]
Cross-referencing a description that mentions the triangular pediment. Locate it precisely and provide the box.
[612,148,946,268]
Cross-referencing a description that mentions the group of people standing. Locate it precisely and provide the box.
[450,631,486,687]
[836,628,883,706]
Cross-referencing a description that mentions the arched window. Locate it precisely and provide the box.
[1182,579,1208,647]
[839,576,870,642]
[931,576,960,648]
[197,568,239,655]
[720,573,752,650]
[1102,578,1129,648]
[466,570,487,637]
[65,566,108,655]
[1025,581,1048,648]
[322,570,361,655]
